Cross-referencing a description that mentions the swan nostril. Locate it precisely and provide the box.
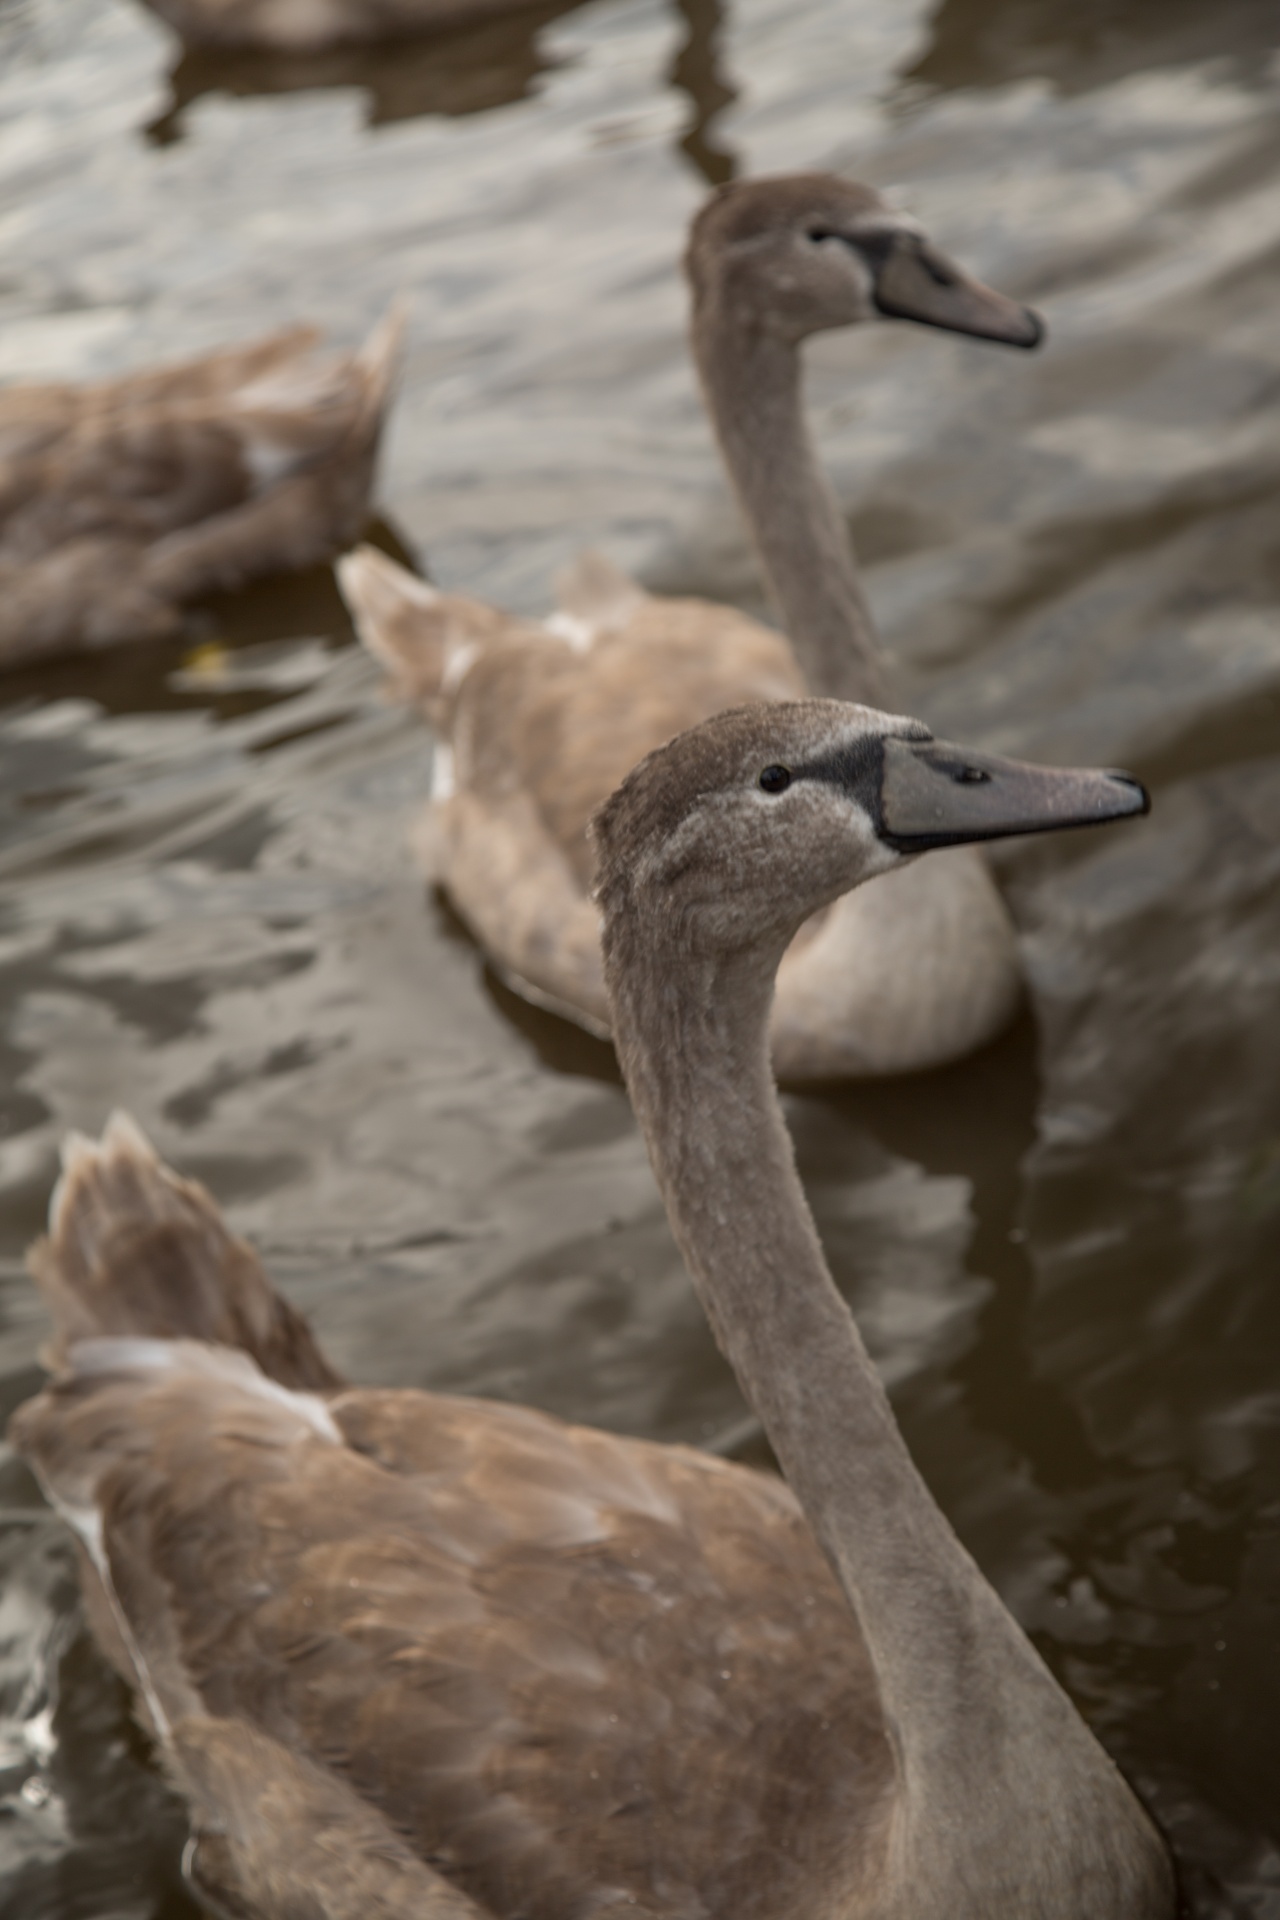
[921,254,957,289]
[953,765,990,785]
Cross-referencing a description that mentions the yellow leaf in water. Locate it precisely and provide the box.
[181,641,231,679]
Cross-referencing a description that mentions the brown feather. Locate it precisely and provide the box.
[337,176,1039,1081]
[0,306,403,665]
[31,1116,339,1389]
[11,1119,893,1920]
[11,677,1173,1919]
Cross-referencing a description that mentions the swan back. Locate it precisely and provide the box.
[0,305,403,665]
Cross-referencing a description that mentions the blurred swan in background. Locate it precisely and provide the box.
[342,174,1043,1079]
[11,697,1168,1920]
[0,303,403,667]
[136,0,558,52]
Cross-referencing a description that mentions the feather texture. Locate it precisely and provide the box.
[12,1116,892,1920]
[0,304,404,665]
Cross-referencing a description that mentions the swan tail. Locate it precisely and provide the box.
[339,543,514,716]
[29,1112,341,1391]
[339,543,449,706]
[225,299,406,443]
[350,295,409,441]
[315,297,407,546]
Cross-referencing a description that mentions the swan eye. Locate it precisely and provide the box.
[805,226,836,245]
[759,765,792,795]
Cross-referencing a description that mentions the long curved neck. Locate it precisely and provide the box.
[691,309,884,705]
[606,916,1172,1919]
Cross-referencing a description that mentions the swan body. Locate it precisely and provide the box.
[342,176,1042,1079]
[0,304,403,667]
[12,700,1171,1919]
[137,0,552,53]
[344,543,1017,1077]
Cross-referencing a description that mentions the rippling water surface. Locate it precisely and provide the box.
[1,0,1278,1911]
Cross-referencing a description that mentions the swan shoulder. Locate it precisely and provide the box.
[347,558,806,1026]
[433,594,803,1021]
[452,591,804,886]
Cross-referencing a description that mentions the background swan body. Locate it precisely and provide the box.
[0,303,403,668]
[344,542,1015,1077]
[342,176,1042,1079]
[12,701,1170,1919]
[137,0,553,53]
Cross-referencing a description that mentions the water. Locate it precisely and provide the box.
[0,0,1278,1911]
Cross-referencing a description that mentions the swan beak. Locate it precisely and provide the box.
[873,237,1044,348]
[878,736,1148,851]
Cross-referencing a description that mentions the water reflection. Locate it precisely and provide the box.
[0,520,414,721]
[0,1501,198,1920]
[666,0,738,186]
[144,0,742,188]
[1000,750,1280,1908]
[2,0,1280,1910]
[483,957,624,1082]
[905,0,1280,96]
[144,0,592,143]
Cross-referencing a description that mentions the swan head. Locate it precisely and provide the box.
[686,173,1043,350]
[593,700,1145,968]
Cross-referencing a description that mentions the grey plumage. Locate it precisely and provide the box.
[12,698,1171,1919]
[341,175,1043,1079]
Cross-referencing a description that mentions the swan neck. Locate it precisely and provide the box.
[612,935,970,1707]
[605,912,1173,1917]
[692,311,884,704]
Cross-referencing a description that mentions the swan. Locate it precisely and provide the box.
[12,698,1173,1919]
[136,0,557,53]
[0,304,403,668]
[340,175,1043,1079]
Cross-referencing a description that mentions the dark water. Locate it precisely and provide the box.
[1,0,1279,1912]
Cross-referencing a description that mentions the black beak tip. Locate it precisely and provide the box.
[1109,771,1150,818]
[1019,306,1046,350]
